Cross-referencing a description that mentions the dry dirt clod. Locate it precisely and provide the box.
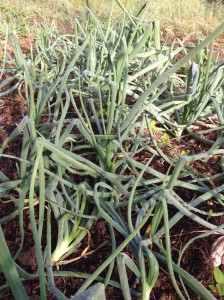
[17,246,38,270]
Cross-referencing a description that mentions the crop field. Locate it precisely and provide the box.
[1,0,224,35]
[0,0,224,299]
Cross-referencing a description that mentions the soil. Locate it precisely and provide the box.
[161,29,224,62]
[0,32,224,299]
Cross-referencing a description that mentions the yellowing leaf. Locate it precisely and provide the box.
[0,49,3,60]
[145,224,152,236]
[150,120,157,134]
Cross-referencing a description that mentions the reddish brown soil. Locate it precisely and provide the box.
[162,30,224,61]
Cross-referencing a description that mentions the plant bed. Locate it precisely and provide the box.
[0,1,224,299]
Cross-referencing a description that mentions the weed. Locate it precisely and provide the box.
[209,267,224,296]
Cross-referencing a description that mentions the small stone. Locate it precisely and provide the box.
[211,236,224,268]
